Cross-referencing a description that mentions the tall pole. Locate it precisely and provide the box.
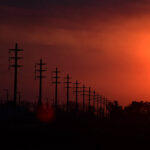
[105,99,108,119]
[64,74,72,112]
[35,59,47,106]
[88,87,91,112]
[99,96,103,119]
[96,94,99,119]
[106,99,110,120]
[93,90,96,111]
[39,60,42,105]
[73,80,80,111]
[52,67,61,109]
[9,43,23,105]
[103,97,106,118]
[80,85,87,112]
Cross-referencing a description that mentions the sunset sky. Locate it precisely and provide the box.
[1,0,150,105]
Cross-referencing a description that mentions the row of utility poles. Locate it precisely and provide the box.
[8,43,110,118]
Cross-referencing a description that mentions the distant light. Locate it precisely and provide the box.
[36,105,55,123]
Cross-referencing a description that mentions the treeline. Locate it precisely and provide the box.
[108,100,150,122]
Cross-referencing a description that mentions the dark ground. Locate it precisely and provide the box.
[0,106,150,150]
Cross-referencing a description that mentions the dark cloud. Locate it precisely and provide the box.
[1,0,150,30]
[0,0,149,6]
[1,0,150,12]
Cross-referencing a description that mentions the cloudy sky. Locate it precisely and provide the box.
[1,0,150,105]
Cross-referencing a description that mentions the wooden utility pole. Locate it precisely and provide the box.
[93,90,96,111]
[96,94,99,119]
[99,95,103,119]
[35,59,47,106]
[88,87,91,112]
[73,80,80,111]
[103,97,107,118]
[105,99,109,119]
[52,67,61,109]
[64,74,72,112]
[80,85,88,112]
[9,43,23,105]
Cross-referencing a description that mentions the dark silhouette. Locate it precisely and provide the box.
[52,67,61,109]
[64,74,72,112]
[35,59,47,106]
[108,100,123,120]
[88,87,91,111]
[93,90,96,110]
[124,101,150,122]
[73,80,80,111]
[80,84,88,112]
[9,43,23,105]
[96,94,99,118]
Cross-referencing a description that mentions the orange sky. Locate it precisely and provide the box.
[1,0,150,105]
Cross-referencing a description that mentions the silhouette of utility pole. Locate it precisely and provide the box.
[105,99,108,119]
[9,43,23,105]
[64,74,72,112]
[88,87,91,111]
[99,95,103,119]
[52,67,61,109]
[100,97,106,119]
[106,100,110,120]
[80,85,88,112]
[35,59,47,106]
[73,80,80,111]
[93,90,96,111]
[3,89,9,102]
[103,97,107,118]
[96,94,99,119]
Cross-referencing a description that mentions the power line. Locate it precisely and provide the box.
[9,43,24,105]
[93,90,96,111]
[73,80,80,111]
[80,85,88,112]
[35,59,47,106]
[64,74,72,112]
[52,67,61,109]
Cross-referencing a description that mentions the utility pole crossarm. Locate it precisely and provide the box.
[52,67,61,109]
[93,90,96,109]
[80,85,88,112]
[73,80,80,111]
[84,87,94,111]
[35,59,47,106]
[9,43,24,105]
[9,45,23,51]
[64,74,72,112]
[10,65,23,67]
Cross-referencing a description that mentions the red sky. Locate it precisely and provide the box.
[1,0,150,105]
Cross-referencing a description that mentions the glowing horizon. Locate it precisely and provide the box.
[1,0,150,106]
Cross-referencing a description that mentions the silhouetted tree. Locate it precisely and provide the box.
[108,100,123,120]
[124,101,150,122]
